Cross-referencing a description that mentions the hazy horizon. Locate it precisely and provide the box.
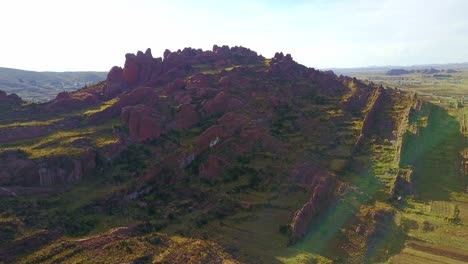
[1,0,467,71]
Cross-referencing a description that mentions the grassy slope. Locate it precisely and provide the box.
[386,106,468,263]
[1,64,468,263]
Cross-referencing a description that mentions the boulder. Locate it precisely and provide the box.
[164,79,186,93]
[202,92,243,117]
[123,53,140,85]
[121,104,161,142]
[104,66,127,98]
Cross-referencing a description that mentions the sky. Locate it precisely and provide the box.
[1,0,467,71]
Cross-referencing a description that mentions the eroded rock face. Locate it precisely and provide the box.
[202,92,243,117]
[38,149,96,186]
[47,92,99,112]
[88,86,155,123]
[290,176,336,243]
[0,151,39,186]
[175,104,199,129]
[105,66,127,98]
[121,104,161,142]
[0,150,96,186]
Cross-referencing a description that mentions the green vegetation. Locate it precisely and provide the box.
[83,98,118,116]
[0,123,119,159]
[0,118,63,129]
[1,61,468,263]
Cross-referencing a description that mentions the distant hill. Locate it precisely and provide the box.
[0,67,106,102]
[330,62,468,75]
[386,69,413,75]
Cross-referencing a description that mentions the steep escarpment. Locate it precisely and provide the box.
[0,46,421,263]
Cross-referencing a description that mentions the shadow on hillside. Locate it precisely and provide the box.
[400,103,466,201]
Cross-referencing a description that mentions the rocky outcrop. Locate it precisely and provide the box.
[103,45,263,97]
[268,52,300,79]
[175,104,199,129]
[341,78,374,112]
[0,150,96,186]
[289,176,336,243]
[352,86,385,153]
[202,92,243,117]
[0,151,39,186]
[0,90,22,104]
[104,66,127,98]
[121,104,161,142]
[47,91,99,112]
[38,149,96,186]
[88,86,155,123]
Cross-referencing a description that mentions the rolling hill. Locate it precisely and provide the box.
[0,67,106,102]
[0,46,467,263]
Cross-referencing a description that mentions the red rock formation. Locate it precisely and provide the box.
[88,87,155,123]
[38,149,96,186]
[268,52,300,78]
[104,66,127,98]
[123,53,140,85]
[175,104,199,129]
[121,104,161,142]
[202,92,243,117]
[0,149,96,187]
[163,79,186,93]
[290,176,336,243]
[187,73,213,90]
[218,112,249,132]
[47,92,99,112]
[352,86,385,153]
